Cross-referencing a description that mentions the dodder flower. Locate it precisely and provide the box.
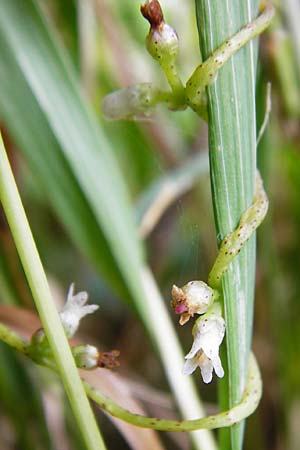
[72,345,120,370]
[73,344,99,369]
[183,303,225,383]
[60,283,99,338]
[141,0,179,69]
[171,281,217,325]
[102,83,161,120]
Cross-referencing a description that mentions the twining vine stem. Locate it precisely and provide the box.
[0,320,262,431]
[0,0,275,435]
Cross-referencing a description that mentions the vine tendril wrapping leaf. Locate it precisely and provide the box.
[0,0,275,433]
[0,320,261,432]
[102,2,275,120]
[0,167,269,429]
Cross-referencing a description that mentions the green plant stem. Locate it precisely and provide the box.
[208,172,268,289]
[0,321,262,432]
[84,352,261,431]
[186,3,274,115]
[194,1,261,449]
[0,323,28,353]
[0,133,106,450]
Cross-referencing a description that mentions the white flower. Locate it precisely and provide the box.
[171,281,217,325]
[72,344,99,369]
[183,303,225,383]
[59,283,99,338]
[72,345,120,370]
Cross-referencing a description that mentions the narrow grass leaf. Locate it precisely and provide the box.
[0,0,144,310]
[195,0,259,448]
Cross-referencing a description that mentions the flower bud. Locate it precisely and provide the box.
[101,83,160,120]
[72,345,120,370]
[30,327,46,346]
[73,344,99,369]
[171,280,217,325]
[141,0,179,69]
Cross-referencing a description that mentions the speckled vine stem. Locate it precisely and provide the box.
[185,3,275,115]
[83,353,261,431]
[0,320,262,432]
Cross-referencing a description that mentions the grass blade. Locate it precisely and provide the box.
[0,2,216,448]
[0,133,106,450]
[0,0,146,315]
[195,0,259,448]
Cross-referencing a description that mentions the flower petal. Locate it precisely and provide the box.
[212,354,224,379]
[77,304,99,319]
[183,302,226,383]
[60,284,99,337]
[182,356,199,375]
[199,354,214,384]
[184,335,202,359]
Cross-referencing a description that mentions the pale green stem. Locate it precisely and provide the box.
[208,171,269,289]
[162,64,186,105]
[0,320,262,433]
[0,323,28,354]
[0,133,106,450]
[186,3,275,114]
[83,353,261,431]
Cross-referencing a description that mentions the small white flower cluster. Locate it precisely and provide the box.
[171,280,217,325]
[72,344,99,369]
[59,283,99,338]
[172,280,225,384]
[183,303,225,384]
[59,285,120,371]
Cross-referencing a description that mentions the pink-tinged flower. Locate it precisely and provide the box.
[59,284,99,338]
[171,281,217,325]
[183,303,225,383]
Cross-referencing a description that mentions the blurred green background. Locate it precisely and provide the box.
[0,0,299,449]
